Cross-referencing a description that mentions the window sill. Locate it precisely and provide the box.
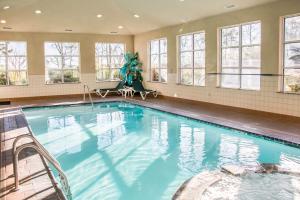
[147,81,168,84]
[176,83,206,87]
[45,82,81,85]
[216,86,260,92]
[96,80,121,83]
[0,84,29,87]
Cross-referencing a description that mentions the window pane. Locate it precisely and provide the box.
[0,71,7,85]
[242,46,260,67]
[221,68,240,88]
[96,43,109,56]
[0,42,6,56]
[160,39,167,53]
[151,68,160,81]
[151,54,159,68]
[99,56,109,68]
[194,33,205,50]
[64,57,79,69]
[7,42,27,56]
[45,57,62,69]
[180,35,193,51]
[63,43,79,56]
[0,57,5,71]
[222,26,239,47]
[284,69,300,93]
[242,23,261,45]
[63,70,80,83]
[241,68,260,90]
[111,44,124,56]
[111,56,123,68]
[285,16,300,42]
[45,43,63,56]
[161,69,167,83]
[181,69,193,85]
[160,54,167,68]
[46,70,62,84]
[7,56,27,70]
[194,50,205,68]
[285,43,300,67]
[180,52,193,68]
[194,69,205,86]
[97,69,110,81]
[8,71,27,85]
[151,40,159,54]
[222,48,239,67]
[110,69,120,80]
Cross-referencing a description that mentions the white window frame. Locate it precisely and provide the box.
[44,42,81,84]
[177,31,206,86]
[95,42,125,82]
[219,21,261,90]
[149,38,168,83]
[281,13,300,94]
[0,41,28,86]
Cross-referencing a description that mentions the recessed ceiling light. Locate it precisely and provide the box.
[118,25,123,29]
[35,10,42,14]
[133,14,140,18]
[225,4,235,9]
[3,6,10,10]
[0,20,6,24]
[96,14,102,18]
[179,0,185,2]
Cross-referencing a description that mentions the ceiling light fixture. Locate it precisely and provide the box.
[225,4,235,9]
[133,14,140,18]
[35,10,42,14]
[0,20,6,24]
[3,6,10,10]
[118,25,123,29]
[179,0,185,2]
[96,14,103,18]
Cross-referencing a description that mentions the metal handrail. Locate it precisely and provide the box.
[83,84,94,107]
[13,135,72,200]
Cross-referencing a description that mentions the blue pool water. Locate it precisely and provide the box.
[23,102,300,200]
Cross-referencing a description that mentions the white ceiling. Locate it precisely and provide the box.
[0,0,280,35]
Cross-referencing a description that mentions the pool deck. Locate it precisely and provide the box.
[1,94,300,200]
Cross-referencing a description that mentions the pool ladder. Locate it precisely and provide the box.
[83,84,94,107]
[12,134,72,200]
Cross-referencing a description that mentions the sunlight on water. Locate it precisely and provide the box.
[23,102,300,200]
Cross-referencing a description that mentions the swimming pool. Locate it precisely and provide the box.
[23,102,300,200]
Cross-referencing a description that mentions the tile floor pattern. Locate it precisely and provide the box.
[1,94,300,200]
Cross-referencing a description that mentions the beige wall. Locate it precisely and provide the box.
[0,32,134,98]
[134,0,300,117]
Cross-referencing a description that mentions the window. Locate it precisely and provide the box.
[95,43,125,81]
[0,41,28,86]
[149,38,167,82]
[282,15,300,93]
[220,22,261,90]
[178,32,205,86]
[45,42,80,84]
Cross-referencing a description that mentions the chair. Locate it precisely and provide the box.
[94,81,125,98]
[131,80,159,100]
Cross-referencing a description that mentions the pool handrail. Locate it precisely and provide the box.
[12,134,72,200]
[83,84,94,107]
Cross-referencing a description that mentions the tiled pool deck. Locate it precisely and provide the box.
[1,94,300,200]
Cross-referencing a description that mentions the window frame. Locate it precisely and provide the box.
[148,38,168,83]
[218,21,261,90]
[44,41,81,84]
[177,31,206,86]
[281,13,300,94]
[0,41,28,86]
[95,42,126,82]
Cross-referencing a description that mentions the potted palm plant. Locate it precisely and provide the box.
[119,52,143,86]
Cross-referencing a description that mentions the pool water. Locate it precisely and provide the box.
[23,102,300,200]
